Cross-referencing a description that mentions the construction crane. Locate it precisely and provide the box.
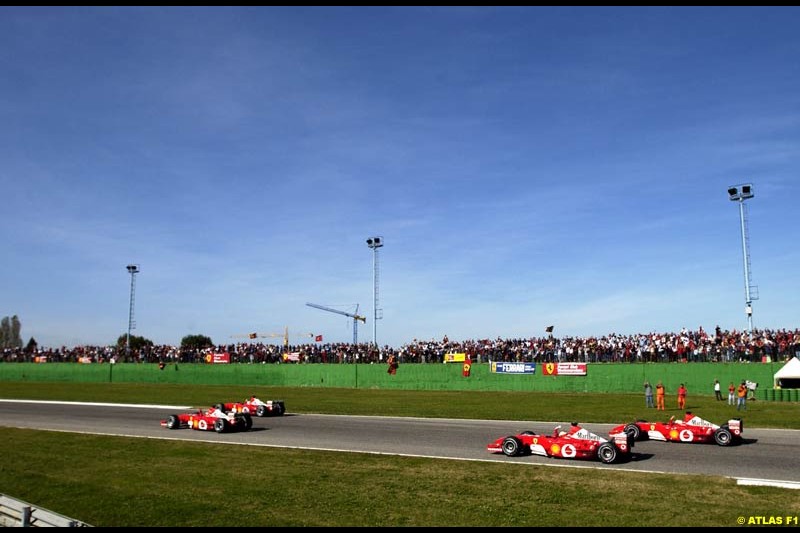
[306,303,366,344]
[230,326,314,350]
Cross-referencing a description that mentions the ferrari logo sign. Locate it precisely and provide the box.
[542,362,588,376]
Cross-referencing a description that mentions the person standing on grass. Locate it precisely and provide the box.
[677,383,687,410]
[714,379,723,401]
[728,382,736,405]
[737,381,748,411]
[644,381,654,408]
[656,381,666,410]
[387,354,398,375]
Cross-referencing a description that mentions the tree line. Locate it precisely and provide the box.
[0,314,213,352]
[117,333,214,351]
[0,315,23,349]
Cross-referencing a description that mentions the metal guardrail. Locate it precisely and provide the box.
[0,494,91,527]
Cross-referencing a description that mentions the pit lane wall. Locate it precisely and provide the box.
[0,362,794,399]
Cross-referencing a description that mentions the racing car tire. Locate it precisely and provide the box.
[214,418,228,433]
[166,415,180,430]
[256,405,267,417]
[273,402,285,416]
[597,443,618,464]
[501,436,523,457]
[624,423,641,441]
[714,427,732,446]
[238,413,253,431]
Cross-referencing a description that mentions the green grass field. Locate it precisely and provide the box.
[1,382,798,526]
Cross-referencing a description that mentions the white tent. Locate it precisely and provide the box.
[774,357,800,389]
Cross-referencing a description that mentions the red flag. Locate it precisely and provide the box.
[315,335,323,342]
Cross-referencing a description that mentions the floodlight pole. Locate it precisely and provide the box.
[736,200,754,335]
[126,264,140,358]
[727,185,756,338]
[366,236,384,355]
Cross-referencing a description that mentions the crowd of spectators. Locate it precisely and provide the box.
[2,326,799,366]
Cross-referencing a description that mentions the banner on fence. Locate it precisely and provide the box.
[542,362,587,376]
[444,353,466,363]
[210,352,230,364]
[490,362,536,374]
[283,352,301,362]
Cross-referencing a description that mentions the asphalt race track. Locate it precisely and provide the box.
[2,400,798,487]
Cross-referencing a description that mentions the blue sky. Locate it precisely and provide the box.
[1,6,798,349]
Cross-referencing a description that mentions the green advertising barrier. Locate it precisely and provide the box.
[0,361,790,398]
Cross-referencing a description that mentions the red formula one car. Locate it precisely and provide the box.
[610,411,742,446]
[160,406,253,433]
[217,396,286,417]
[487,423,633,464]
